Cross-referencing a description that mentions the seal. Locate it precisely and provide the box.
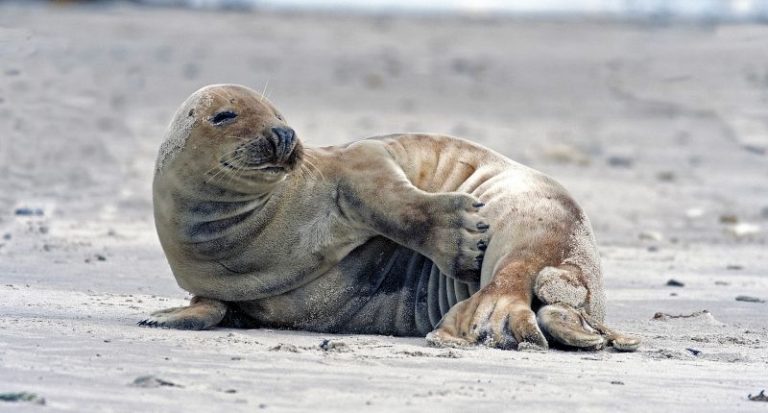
[140,84,639,352]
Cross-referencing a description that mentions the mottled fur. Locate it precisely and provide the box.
[141,84,639,352]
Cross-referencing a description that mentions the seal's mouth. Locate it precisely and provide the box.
[219,129,303,177]
[223,161,286,173]
[252,164,287,174]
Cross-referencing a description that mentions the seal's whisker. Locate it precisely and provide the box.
[203,146,245,179]
[301,154,323,180]
[222,145,246,162]
[260,79,270,102]
[205,149,244,184]
[297,161,315,181]
[298,163,315,182]
[225,152,249,187]
[204,161,232,183]
[303,151,321,163]
[206,165,229,184]
[204,160,230,182]
[304,162,320,182]
[302,157,325,183]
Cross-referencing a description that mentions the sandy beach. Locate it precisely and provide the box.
[1,3,767,412]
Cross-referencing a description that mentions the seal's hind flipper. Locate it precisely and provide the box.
[537,304,605,350]
[138,296,227,330]
[537,304,640,352]
[533,265,640,352]
[577,309,641,352]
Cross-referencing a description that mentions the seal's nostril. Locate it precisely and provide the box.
[271,127,296,161]
[272,127,296,154]
[271,127,295,146]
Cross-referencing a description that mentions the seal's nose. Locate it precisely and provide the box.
[271,127,296,160]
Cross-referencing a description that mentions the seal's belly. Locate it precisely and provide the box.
[236,237,479,336]
[232,167,571,336]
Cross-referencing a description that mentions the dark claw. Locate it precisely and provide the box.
[476,222,490,231]
[477,240,487,250]
[472,202,485,208]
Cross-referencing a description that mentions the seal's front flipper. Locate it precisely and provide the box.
[336,140,487,282]
[138,296,227,330]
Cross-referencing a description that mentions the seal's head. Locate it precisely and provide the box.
[156,84,303,192]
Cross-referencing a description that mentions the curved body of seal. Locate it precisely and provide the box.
[141,84,639,352]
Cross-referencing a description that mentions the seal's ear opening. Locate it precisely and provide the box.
[210,111,238,125]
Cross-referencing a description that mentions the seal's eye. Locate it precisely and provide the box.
[210,111,238,125]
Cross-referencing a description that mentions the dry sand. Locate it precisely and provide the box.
[1,3,767,412]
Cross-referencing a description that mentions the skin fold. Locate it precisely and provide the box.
[140,84,639,352]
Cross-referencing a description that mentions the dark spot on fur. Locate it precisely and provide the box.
[476,330,489,343]
[188,109,194,117]
[220,304,259,328]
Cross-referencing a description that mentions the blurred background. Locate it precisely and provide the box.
[1,0,766,250]
[52,0,768,20]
